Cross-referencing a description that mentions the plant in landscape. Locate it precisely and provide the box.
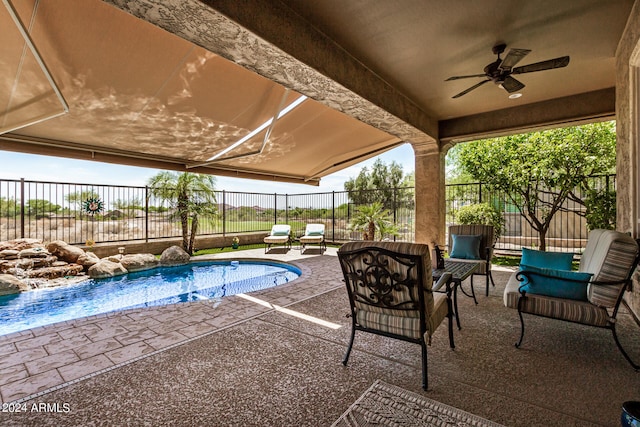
[452,121,616,250]
[344,159,414,211]
[147,172,218,255]
[456,203,505,240]
[349,202,397,241]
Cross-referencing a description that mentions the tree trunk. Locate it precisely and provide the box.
[188,214,198,255]
[368,221,376,241]
[538,228,547,251]
[178,197,189,253]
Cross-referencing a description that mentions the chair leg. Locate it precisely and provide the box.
[421,341,428,390]
[612,326,640,370]
[485,273,490,296]
[342,323,356,366]
[515,309,526,348]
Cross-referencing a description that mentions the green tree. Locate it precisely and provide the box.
[65,190,100,213]
[456,122,616,250]
[147,172,218,255]
[349,202,396,241]
[26,199,61,217]
[344,159,411,210]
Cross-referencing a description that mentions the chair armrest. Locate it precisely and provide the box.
[432,272,452,295]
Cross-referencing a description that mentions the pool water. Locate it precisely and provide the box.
[0,260,300,336]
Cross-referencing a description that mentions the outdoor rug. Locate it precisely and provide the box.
[332,380,506,427]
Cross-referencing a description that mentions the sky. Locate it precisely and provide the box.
[0,144,415,194]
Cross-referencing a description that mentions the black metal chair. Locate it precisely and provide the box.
[338,241,454,390]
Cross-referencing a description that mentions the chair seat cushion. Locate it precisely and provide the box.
[503,273,610,327]
[355,293,448,341]
[518,265,592,301]
[299,235,324,243]
[449,234,482,260]
[264,236,289,244]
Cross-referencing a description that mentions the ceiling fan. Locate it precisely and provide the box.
[446,44,570,98]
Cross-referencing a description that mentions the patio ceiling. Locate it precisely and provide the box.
[0,0,634,185]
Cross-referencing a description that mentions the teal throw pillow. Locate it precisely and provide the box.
[520,247,573,270]
[307,231,323,236]
[450,234,482,260]
[272,231,289,236]
[519,265,592,301]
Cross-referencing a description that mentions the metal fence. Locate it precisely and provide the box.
[0,176,614,252]
[445,175,616,253]
[0,179,415,245]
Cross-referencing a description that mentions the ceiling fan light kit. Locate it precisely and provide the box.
[446,44,570,98]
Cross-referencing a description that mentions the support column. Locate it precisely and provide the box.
[412,141,445,248]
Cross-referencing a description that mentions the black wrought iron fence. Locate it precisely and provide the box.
[0,176,613,253]
[0,179,416,245]
[445,174,616,253]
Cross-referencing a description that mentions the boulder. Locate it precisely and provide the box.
[18,247,50,258]
[160,245,190,266]
[77,252,100,267]
[25,264,84,279]
[121,253,159,272]
[88,259,128,279]
[46,240,85,263]
[0,238,44,252]
[0,274,30,295]
[0,250,19,260]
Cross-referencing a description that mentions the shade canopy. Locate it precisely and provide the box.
[1,0,633,184]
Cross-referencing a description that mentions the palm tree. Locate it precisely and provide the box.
[349,202,396,241]
[147,172,217,254]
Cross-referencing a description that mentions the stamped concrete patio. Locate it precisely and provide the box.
[0,247,638,426]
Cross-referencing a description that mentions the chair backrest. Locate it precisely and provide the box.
[305,223,325,236]
[448,224,495,260]
[579,229,639,307]
[338,241,434,333]
[270,224,291,236]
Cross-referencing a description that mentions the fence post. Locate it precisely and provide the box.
[393,188,397,241]
[274,193,277,224]
[332,191,336,243]
[478,182,482,204]
[144,186,149,242]
[222,190,227,237]
[285,194,289,223]
[20,178,25,238]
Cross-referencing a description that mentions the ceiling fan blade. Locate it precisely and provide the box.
[499,48,531,71]
[512,56,570,74]
[445,74,487,81]
[501,76,525,93]
[452,79,490,98]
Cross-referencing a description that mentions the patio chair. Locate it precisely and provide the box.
[263,224,291,253]
[338,241,455,390]
[504,229,640,369]
[299,223,326,254]
[447,224,496,296]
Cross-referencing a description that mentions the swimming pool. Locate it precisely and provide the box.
[0,260,301,336]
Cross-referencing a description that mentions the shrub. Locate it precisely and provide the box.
[456,203,504,240]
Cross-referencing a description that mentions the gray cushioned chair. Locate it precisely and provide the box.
[504,229,640,369]
[448,224,496,297]
[338,241,454,390]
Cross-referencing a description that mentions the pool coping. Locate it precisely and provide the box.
[0,247,338,404]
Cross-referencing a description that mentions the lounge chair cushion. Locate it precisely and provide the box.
[449,234,482,260]
[520,247,573,270]
[518,265,592,301]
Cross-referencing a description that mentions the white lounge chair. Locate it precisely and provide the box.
[264,224,291,253]
[299,223,326,254]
